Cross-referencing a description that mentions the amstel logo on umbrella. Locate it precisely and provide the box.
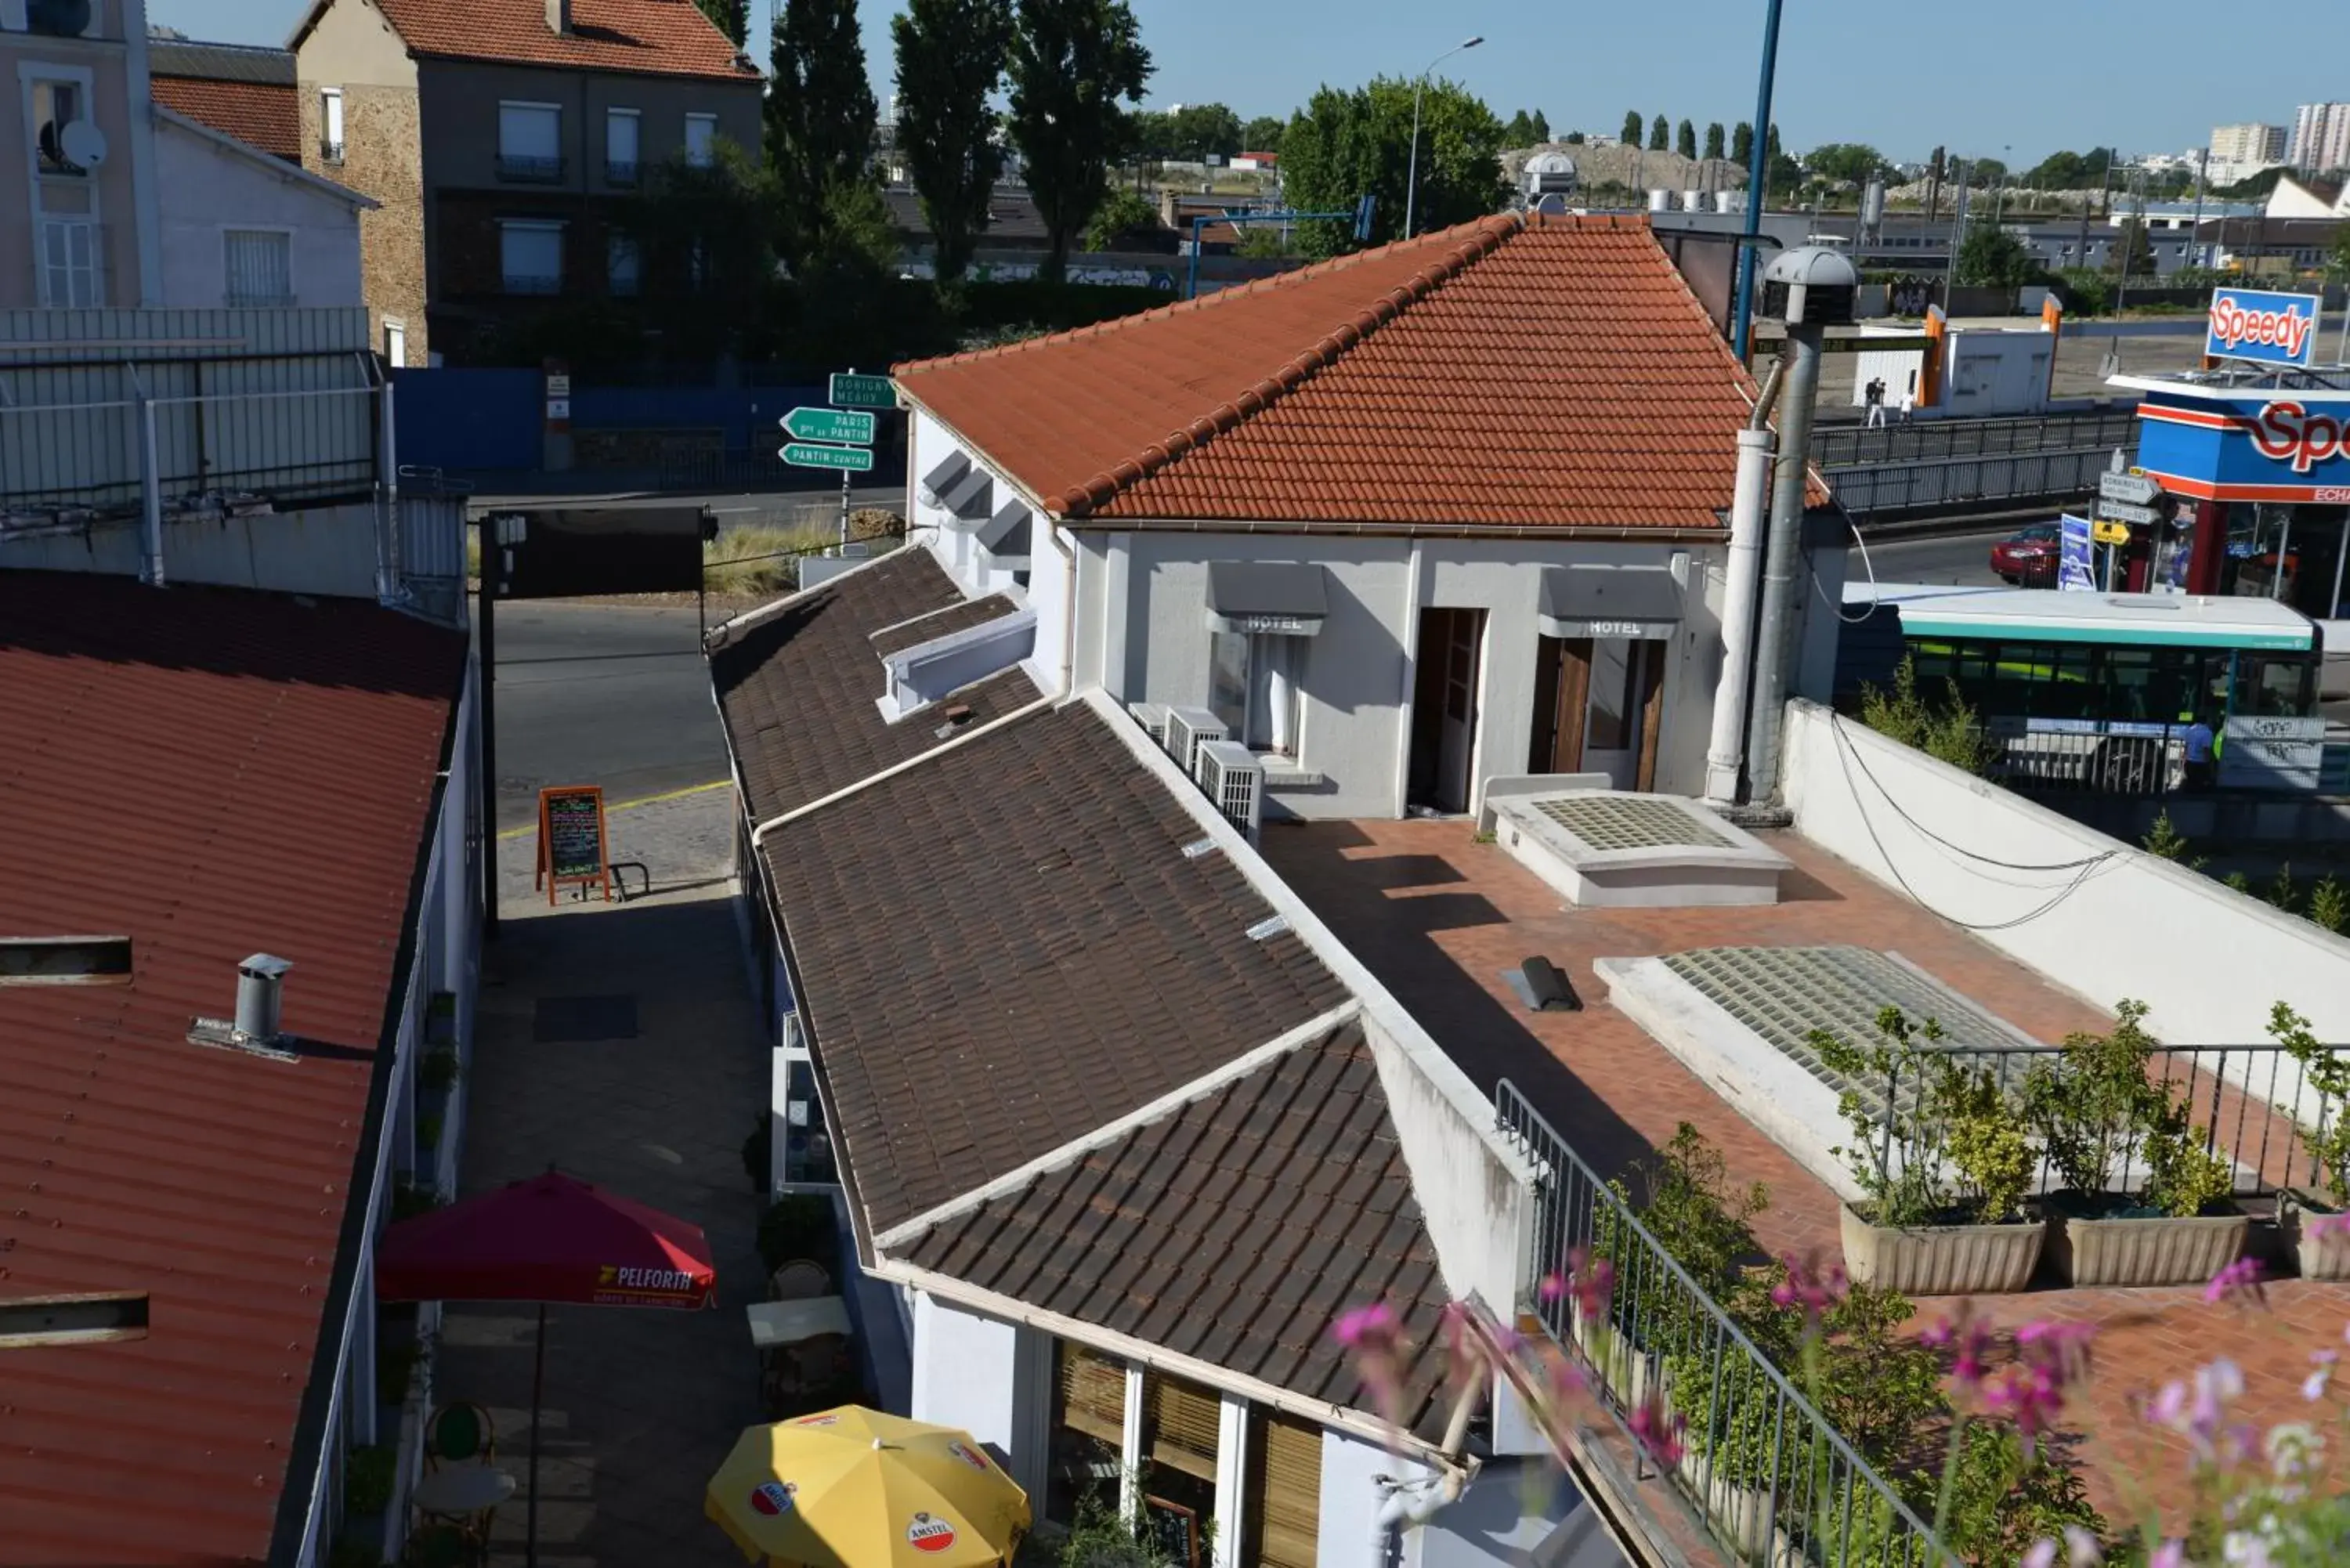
[946,1440,991,1472]
[750,1480,797,1516]
[908,1513,958,1553]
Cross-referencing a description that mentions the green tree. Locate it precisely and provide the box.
[1647,113,1669,151]
[1703,121,1725,161]
[694,0,749,47]
[1730,121,1752,164]
[1006,0,1154,280]
[1528,109,1549,143]
[1167,101,1242,161]
[2103,215,2156,277]
[1765,121,1781,164]
[1562,128,1583,146]
[1956,213,2038,286]
[1235,224,1296,258]
[766,0,879,270]
[1278,76,1506,253]
[1968,156,2008,187]
[891,0,1013,284]
[1083,185,1156,250]
[1806,141,1885,188]
[1622,109,1643,145]
[1675,117,1696,161]
[1502,109,1534,144]
[1239,114,1285,154]
[613,140,779,333]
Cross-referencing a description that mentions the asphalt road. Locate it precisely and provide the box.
[487,600,727,832]
[1846,526,2012,588]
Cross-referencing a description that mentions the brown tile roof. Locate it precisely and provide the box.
[0,575,465,1567]
[758,702,1352,1233]
[895,1020,1455,1433]
[371,0,761,79]
[153,75,302,161]
[896,212,1822,529]
[868,592,1019,658]
[711,551,1043,821]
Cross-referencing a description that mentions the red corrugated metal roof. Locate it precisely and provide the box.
[0,575,465,1568]
[896,212,1830,529]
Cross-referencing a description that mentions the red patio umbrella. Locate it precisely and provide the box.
[376,1169,718,1564]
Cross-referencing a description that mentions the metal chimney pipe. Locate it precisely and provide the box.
[1705,370,1782,804]
[1743,319,1826,800]
[235,954,292,1041]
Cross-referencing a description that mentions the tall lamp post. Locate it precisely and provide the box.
[1728,0,1786,361]
[1405,35,1483,237]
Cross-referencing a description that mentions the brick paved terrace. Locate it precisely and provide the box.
[1260,818,2348,1533]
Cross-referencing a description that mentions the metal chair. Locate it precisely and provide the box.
[423,1400,496,1471]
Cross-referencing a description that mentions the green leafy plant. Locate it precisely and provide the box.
[2140,1100,2234,1218]
[327,1534,382,1568]
[1857,657,1992,775]
[342,1443,396,1519]
[418,1050,459,1095]
[2023,999,2164,1203]
[2141,810,2208,869]
[2309,876,2348,934]
[757,1193,840,1275]
[1817,1005,2037,1227]
[2276,1002,2350,1209]
[414,1114,443,1153]
[2225,870,2254,895]
[1595,1122,1767,1349]
[389,1181,443,1223]
[742,1111,772,1194]
[1928,1423,2104,1564]
[1057,1478,1190,1568]
[2269,862,2301,913]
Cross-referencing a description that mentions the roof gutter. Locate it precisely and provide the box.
[870,1255,1470,1474]
[1051,518,1727,544]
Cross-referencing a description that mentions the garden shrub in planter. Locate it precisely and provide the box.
[1813,1006,2045,1294]
[2025,1000,2245,1287]
[2272,1002,2350,1280]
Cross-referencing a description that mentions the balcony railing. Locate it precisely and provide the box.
[495,154,565,182]
[605,158,639,186]
[501,273,562,296]
[226,289,298,309]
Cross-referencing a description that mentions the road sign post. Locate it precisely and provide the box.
[2095,498,2159,526]
[827,372,895,410]
[2098,471,2162,507]
[779,442,875,472]
[782,406,877,445]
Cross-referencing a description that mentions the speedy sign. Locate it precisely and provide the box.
[2204,287,2322,367]
[2135,388,2350,503]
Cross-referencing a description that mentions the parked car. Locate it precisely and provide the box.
[1990,522,2060,585]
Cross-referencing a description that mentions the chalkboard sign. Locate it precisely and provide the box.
[1142,1498,1199,1568]
[536,786,612,904]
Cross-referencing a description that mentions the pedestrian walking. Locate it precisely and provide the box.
[1896,383,1914,423]
[2182,712,2217,792]
[1864,376,1887,428]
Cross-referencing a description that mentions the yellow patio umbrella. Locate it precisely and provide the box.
[707,1407,1031,1568]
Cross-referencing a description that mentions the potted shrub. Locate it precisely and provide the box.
[2271,1003,2350,1280]
[2026,1001,2246,1286]
[1813,1007,2045,1294]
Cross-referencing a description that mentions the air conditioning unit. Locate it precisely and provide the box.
[1194,740,1264,843]
[1127,701,1172,750]
[1162,706,1227,775]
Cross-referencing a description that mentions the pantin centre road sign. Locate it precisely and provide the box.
[780,441,876,473]
[782,406,877,444]
[827,372,896,410]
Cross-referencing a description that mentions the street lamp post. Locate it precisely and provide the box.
[1728,0,1786,360]
[1405,36,1482,237]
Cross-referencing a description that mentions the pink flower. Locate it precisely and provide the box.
[2204,1256,2267,1307]
[2024,1541,2059,1568]
[2153,1357,2246,1467]
[1334,1302,1401,1354]
[1769,1251,1847,1318]
[1627,1389,1685,1469]
[1981,1321,2096,1457]
[2305,1349,2337,1404]
[2306,1210,2350,1242]
[1546,1248,1614,1328]
[2063,1525,2104,1566]
[1922,1307,1994,1393]
[2149,1541,2187,1568]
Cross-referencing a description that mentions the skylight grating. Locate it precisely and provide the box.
[1661,945,2033,1118]
[1534,795,1732,851]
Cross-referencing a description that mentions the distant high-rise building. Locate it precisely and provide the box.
[2287,103,2350,173]
[2210,121,2287,167]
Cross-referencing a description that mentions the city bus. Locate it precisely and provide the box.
[1834,583,2333,792]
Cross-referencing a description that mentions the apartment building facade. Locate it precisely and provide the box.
[289,0,761,366]
[3,0,163,308]
[2289,102,2350,175]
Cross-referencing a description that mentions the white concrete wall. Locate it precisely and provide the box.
[155,116,364,309]
[1092,531,1729,819]
[907,409,1069,695]
[1321,1425,1429,1568]
[909,1292,1021,1453]
[1781,699,2350,1042]
[0,501,386,598]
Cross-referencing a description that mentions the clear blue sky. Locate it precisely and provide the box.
[150,0,2336,167]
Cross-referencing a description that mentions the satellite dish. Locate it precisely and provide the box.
[60,121,107,170]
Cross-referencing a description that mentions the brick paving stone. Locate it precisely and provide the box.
[1260,818,2350,1536]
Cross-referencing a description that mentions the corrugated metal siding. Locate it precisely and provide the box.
[2,385,381,513]
[0,305,370,358]
[400,493,468,581]
[0,573,465,1568]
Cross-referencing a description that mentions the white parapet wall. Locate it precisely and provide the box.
[1780,699,2350,1044]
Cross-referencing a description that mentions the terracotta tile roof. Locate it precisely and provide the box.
[0,575,465,1567]
[757,702,1351,1234]
[371,0,761,79]
[152,75,302,161]
[868,592,1019,658]
[710,551,1043,822]
[895,1019,1455,1434]
[896,212,1824,529]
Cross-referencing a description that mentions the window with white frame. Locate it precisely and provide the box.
[1207,631,1305,757]
[684,112,716,168]
[384,319,406,367]
[605,107,639,182]
[499,221,563,294]
[497,102,562,179]
[606,233,640,296]
[320,87,345,162]
[223,229,293,306]
[31,78,85,176]
[38,218,101,307]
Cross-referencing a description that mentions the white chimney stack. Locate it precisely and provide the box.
[235,954,291,1042]
[546,0,569,33]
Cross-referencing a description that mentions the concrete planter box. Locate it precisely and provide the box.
[2047,1209,2248,1287]
[1838,1204,2045,1295]
[2282,1195,2350,1281]
[1569,1311,1658,1412]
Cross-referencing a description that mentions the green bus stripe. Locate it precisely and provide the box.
[1897,617,2310,651]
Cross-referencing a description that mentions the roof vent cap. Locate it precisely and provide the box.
[235,954,292,1042]
[1760,244,1859,327]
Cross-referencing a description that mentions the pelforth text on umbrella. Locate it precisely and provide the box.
[780,442,875,473]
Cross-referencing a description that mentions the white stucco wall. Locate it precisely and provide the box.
[1781,698,2350,1042]
[1321,1425,1430,1568]
[908,408,1070,695]
[906,1292,1050,1501]
[1089,530,1730,819]
[154,116,365,310]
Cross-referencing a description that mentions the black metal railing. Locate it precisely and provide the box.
[1497,1082,1952,1568]
[1983,727,2181,798]
[501,273,563,297]
[605,158,639,186]
[1813,409,2141,469]
[495,154,565,182]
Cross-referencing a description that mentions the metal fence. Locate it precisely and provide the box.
[0,384,381,520]
[1495,1082,1952,1568]
[1813,409,2141,469]
[1985,728,2182,797]
[1826,446,2124,518]
[1867,1042,2328,1201]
